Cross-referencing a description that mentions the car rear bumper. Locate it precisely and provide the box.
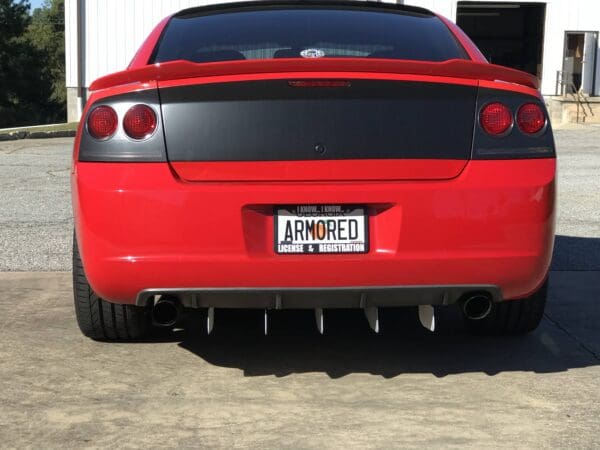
[72,158,555,305]
[136,285,503,308]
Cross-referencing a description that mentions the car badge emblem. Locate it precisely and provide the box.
[300,48,325,58]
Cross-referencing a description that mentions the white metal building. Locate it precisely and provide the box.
[65,0,600,122]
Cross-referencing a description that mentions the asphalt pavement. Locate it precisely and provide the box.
[0,138,72,271]
[0,130,599,448]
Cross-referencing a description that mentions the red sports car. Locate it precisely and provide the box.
[72,0,555,340]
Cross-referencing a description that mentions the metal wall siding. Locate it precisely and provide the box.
[64,0,78,87]
[75,0,220,87]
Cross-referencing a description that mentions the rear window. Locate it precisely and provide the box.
[152,7,468,64]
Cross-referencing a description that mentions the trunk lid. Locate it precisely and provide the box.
[157,71,479,181]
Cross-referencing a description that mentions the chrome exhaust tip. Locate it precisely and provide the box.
[152,296,182,327]
[462,293,493,321]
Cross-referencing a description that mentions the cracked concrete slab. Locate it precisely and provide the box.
[0,271,598,448]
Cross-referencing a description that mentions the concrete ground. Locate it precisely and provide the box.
[0,131,599,448]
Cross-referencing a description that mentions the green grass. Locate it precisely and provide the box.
[0,122,79,134]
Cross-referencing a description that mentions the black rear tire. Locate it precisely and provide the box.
[465,280,548,335]
[73,233,150,341]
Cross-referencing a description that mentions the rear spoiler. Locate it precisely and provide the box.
[89,58,539,91]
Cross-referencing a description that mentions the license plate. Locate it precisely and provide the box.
[275,205,368,254]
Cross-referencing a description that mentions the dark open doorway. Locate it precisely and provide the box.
[456,2,546,79]
[562,31,598,95]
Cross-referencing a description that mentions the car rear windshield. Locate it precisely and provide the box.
[152,6,468,64]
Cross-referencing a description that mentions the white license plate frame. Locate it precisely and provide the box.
[274,205,369,255]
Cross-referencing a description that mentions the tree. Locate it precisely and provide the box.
[26,0,65,107]
[0,0,65,128]
[0,0,33,126]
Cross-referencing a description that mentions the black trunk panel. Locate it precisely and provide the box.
[159,79,476,161]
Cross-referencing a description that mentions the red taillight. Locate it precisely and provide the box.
[517,103,546,134]
[87,106,118,140]
[123,105,157,140]
[480,102,513,136]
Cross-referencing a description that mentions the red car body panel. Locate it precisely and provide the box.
[128,16,172,69]
[72,3,556,308]
[435,14,488,63]
[168,159,468,182]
